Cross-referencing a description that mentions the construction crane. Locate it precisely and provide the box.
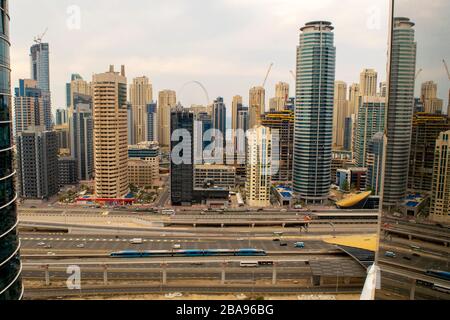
[415,68,423,80]
[262,63,274,88]
[443,59,450,80]
[290,70,296,81]
[34,27,48,44]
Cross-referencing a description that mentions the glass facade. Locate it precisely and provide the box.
[170,108,194,205]
[0,0,22,300]
[293,21,336,203]
[376,0,450,300]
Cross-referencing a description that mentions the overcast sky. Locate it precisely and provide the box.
[11,0,391,113]
[396,0,450,109]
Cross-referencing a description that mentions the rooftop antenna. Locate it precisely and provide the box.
[34,27,48,44]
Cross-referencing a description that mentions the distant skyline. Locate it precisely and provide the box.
[11,0,390,113]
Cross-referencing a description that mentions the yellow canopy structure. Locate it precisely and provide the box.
[324,234,378,252]
[336,191,372,208]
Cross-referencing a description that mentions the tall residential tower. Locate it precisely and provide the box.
[293,21,336,203]
[92,66,129,198]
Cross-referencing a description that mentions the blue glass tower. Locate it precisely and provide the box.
[293,21,336,204]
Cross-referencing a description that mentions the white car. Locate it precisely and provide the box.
[37,242,46,246]
[76,244,85,248]
[173,244,181,249]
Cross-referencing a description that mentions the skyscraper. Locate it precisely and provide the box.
[211,97,227,160]
[158,90,177,147]
[130,76,153,144]
[359,69,378,97]
[408,113,450,193]
[30,42,50,91]
[67,74,91,110]
[66,73,83,108]
[127,103,134,145]
[55,108,68,125]
[355,96,386,167]
[16,127,59,199]
[293,21,336,204]
[70,101,94,181]
[146,103,158,142]
[379,81,387,98]
[14,79,47,135]
[332,81,349,149]
[92,65,129,198]
[383,17,417,208]
[430,130,450,224]
[348,83,361,116]
[249,86,265,128]
[30,42,52,130]
[194,112,212,164]
[0,0,23,299]
[365,132,385,195]
[231,95,243,134]
[170,107,194,205]
[269,82,289,112]
[420,81,443,114]
[246,126,272,207]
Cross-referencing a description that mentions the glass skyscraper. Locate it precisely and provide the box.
[170,107,194,205]
[293,21,336,204]
[383,17,417,208]
[0,0,23,300]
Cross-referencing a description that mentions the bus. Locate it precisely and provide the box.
[240,261,259,268]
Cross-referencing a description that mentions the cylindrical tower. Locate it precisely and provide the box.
[293,21,336,204]
[0,0,23,300]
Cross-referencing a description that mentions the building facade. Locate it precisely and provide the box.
[420,81,443,114]
[70,102,93,181]
[158,90,177,148]
[269,82,289,112]
[365,132,385,195]
[355,96,386,167]
[194,164,235,190]
[430,130,450,223]
[146,103,157,142]
[0,0,23,299]
[211,97,227,161]
[408,113,450,193]
[332,81,349,149]
[30,42,52,131]
[14,79,47,135]
[92,65,129,198]
[383,17,417,208]
[261,110,294,182]
[246,126,272,207]
[170,107,194,205]
[359,69,378,97]
[130,76,153,144]
[58,157,78,186]
[16,128,59,199]
[249,86,265,128]
[293,21,336,203]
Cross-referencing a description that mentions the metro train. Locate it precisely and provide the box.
[110,248,267,258]
[426,270,450,281]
